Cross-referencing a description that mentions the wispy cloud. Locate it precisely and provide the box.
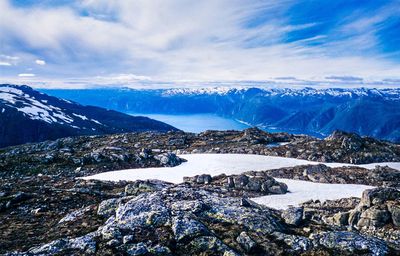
[35,59,46,65]
[0,0,399,87]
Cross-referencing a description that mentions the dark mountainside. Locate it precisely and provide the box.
[1,128,400,255]
[0,84,178,148]
[42,87,400,142]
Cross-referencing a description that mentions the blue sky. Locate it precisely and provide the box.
[1,0,400,88]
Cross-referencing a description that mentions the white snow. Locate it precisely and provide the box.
[82,154,399,209]
[91,119,103,125]
[0,85,77,124]
[252,178,373,209]
[73,113,89,120]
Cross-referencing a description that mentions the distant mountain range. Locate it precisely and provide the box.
[42,87,400,142]
[0,84,178,148]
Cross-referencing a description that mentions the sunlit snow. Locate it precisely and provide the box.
[82,154,399,209]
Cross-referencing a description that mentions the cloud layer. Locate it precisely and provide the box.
[1,0,400,88]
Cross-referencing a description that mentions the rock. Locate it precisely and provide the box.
[316,231,388,256]
[115,193,170,229]
[106,239,120,247]
[348,209,362,227]
[333,211,350,226]
[302,164,330,183]
[26,231,98,255]
[281,207,303,226]
[196,174,212,184]
[236,232,256,252]
[172,216,209,243]
[360,188,400,207]
[272,232,312,252]
[59,205,92,224]
[233,175,249,188]
[388,203,400,227]
[97,198,122,218]
[123,235,135,244]
[226,177,234,188]
[182,236,239,256]
[126,242,148,255]
[148,245,173,255]
[268,182,288,194]
[168,138,186,146]
[154,152,182,167]
[125,180,172,196]
[357,207,391,228]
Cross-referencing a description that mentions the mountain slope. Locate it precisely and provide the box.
[0,84,178,147]
[43,87,400,142]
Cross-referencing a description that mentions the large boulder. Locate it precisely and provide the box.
[315,231,388,255]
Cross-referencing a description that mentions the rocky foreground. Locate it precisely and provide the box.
[1,128,400,255]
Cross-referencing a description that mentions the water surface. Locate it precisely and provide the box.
[130,113,251,133]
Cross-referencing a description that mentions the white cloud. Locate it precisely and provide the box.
[18,73,36,77]
[0,62,12,66]
[0,54,19,66]
[35,59,46,65]
[0,0,399,85]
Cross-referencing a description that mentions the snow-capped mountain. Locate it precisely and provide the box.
[0,84,178,147]
[42,86,400,142]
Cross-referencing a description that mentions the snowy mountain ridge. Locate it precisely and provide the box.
[0,85,103,128]
[163,86,400,99]
[0,84,178,147]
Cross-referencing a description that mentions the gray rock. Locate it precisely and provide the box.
[333,211,350,226]
[196,174,212,184]
[316,231,388,256]
[236,232,256,252]
[125,180,171,196]
[148,244,173,255]
[123,235,135,244]
[273,232,312,252]
[172,216,209,243]
[388,203,400,227]
[154,153,182,167]
[126,242,148,255]
[360,187,400,207]
[59,205,92,224]
[357,207,391,228]
[183,236,239,256]
[97,198,121,218]
[281,207,303,226]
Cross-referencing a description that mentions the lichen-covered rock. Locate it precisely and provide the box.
[333,211,350,226]
[59,205,93,223]
[172,216,210,243]
[360,187,400,207]
[281,207,303,226]
[154,152,182,167]
[236,232,257,252]
[97,198,122,218]
[357,207,391,228]
[184,172,288,197]
[125,180,172,196]
[388,203,400,227]
[126,242,148,255]
[272,232,312,252]
[315,231,388,256]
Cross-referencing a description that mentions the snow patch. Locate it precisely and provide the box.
[82,154,399,209]
[73,113,89,120]
[252,179,373,209]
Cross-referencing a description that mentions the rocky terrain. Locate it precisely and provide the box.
[1,128,400,255]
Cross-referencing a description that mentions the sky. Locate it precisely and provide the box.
[1,0,400,88]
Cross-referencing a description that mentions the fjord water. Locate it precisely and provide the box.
[129,113,251,133]
[129,113,326,137]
